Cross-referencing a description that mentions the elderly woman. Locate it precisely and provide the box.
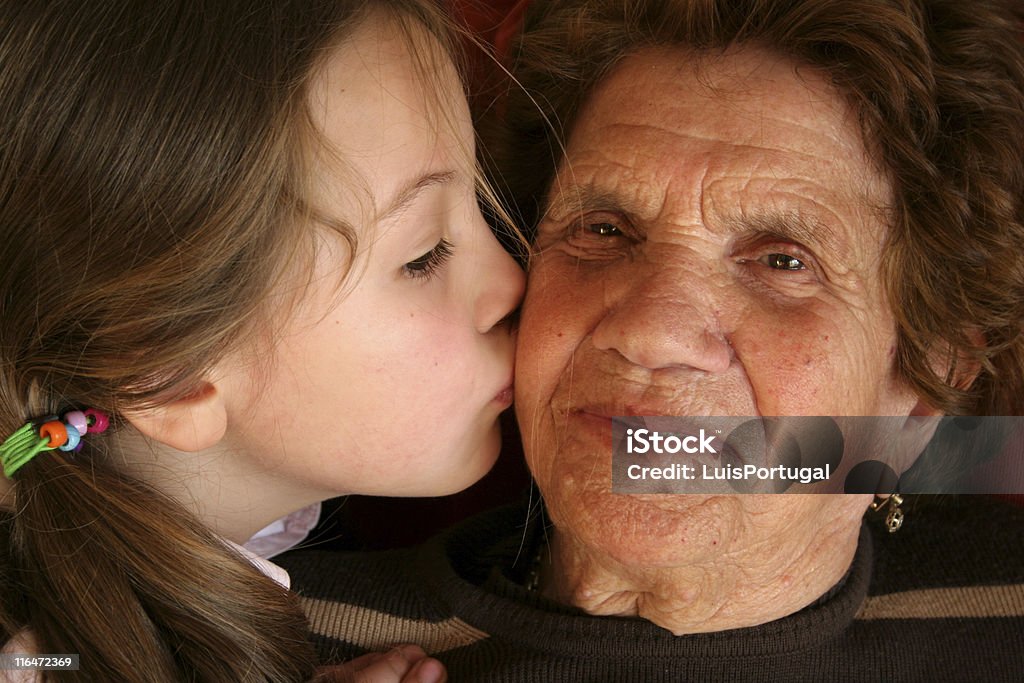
[280,0,1024,679]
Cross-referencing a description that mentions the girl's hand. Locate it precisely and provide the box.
[312,644,446,683]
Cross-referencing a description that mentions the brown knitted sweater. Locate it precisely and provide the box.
[279,496,1024,682]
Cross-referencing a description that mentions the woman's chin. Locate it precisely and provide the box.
[547,488,743,569]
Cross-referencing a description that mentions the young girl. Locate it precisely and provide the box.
[0,0,523,681]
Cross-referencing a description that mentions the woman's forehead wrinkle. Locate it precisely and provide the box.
[545,42,896,301]
[548,155,663,220]
[569,123,867,215]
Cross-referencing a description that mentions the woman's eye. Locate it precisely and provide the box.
[587,222,621,237]
[761,252,806,271]
[403,238,453,280]
[551,213,634,261]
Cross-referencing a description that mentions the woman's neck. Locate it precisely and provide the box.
[537,501,866,635]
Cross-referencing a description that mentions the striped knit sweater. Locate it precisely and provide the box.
[278,496,1024,682]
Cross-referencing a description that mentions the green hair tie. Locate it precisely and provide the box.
[0,409,109,478]
[0,423,57,478]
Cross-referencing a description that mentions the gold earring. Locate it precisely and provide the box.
[870,493,905,533]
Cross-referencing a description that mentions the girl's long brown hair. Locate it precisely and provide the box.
[0,0,463,679]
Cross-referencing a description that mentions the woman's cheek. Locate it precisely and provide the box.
[732,315,839,415]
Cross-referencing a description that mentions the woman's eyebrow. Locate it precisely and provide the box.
[728,211,849,261]
[377,169,456,223]
[543,182,647,221]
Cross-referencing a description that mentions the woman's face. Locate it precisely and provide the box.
[223,13,523,500]
[516,47,926,568]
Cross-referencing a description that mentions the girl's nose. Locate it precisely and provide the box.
[474,228,526,334]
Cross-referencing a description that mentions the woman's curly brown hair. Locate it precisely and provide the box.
[487,0,1024,417]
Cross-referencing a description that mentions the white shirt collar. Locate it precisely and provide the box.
[225,539,292,589]
[227,502,323,590]
[243,502,321,560]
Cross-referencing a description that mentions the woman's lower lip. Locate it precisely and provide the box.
[569,412,726,464]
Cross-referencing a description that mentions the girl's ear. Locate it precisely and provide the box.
[124,382,228,452]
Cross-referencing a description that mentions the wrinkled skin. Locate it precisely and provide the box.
[516,47,936,634]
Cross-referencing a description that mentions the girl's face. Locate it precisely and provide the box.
[223,13,523,500]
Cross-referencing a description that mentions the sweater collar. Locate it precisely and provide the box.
[425,503,872,659]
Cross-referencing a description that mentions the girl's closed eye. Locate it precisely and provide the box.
[403,237,454,280]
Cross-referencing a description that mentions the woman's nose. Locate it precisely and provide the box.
[591,259,732,373]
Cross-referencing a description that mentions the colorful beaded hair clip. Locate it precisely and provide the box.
[0,409,109,478]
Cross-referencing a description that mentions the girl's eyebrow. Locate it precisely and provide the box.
[377,170,456,223]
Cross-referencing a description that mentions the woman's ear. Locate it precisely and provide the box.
[893,328,986,474]
[124,381,228,453]
[896,411,942,469]
[946,327,985,392]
